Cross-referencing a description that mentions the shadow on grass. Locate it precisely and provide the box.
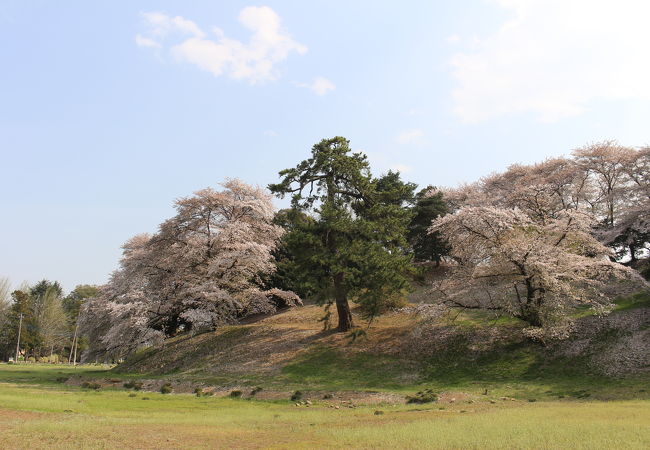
[279,334,650,401]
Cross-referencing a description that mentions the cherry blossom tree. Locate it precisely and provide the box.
[572,141,635,227]
[80,179,301,360]
[623,146,650,201]
[430,206,643,328]
[442,143,650,263]
[573,143,650,260]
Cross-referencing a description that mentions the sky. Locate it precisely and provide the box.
[2,0,650,292]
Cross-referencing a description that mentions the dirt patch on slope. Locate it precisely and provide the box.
[114,305,411,378]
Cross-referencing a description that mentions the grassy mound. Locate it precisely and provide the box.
[108,292,650,400]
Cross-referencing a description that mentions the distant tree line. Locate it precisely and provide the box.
[0,279,97,362]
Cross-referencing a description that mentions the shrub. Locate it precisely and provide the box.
[160,383,173,394]
[322,393,333,399]
[250,387,263,396]
[574,390,591,399]
[347,329,367,343]
[81,382,101,390]
[123,381,143,390]
[193,389,214,397]
[128,393,137,397]
[406,389,438,404]
[229,390,242,398]
[142,397,150,400]
[290,391,303,402]
[55,377,68,383]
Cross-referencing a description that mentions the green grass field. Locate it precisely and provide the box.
[1,364,648,449]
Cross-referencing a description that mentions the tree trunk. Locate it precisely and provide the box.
[333,273,353,332]
[523,280,543,327]
[629,244,637,262]
[520,309,543,327]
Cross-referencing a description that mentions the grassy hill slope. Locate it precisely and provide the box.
[111,292,650,401]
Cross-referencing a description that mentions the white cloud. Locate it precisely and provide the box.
[405,108,425,116]
[390,164,413,173]
[141,11,205,38]
[445,34,460,44]
[135,34,161,49]
[295,76,336,95]
[363,150,412,175]
[263,129,279,137]
[137,7,307,83]
[450,0,650,123]
[395,129,424,145]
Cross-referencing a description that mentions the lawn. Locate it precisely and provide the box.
[0,364,648,449]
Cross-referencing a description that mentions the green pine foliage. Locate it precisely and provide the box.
[265,209,322,300]
[269,137,414,331]
[407,186,449,264]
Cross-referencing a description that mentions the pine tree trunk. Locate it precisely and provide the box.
[334,273,353,332]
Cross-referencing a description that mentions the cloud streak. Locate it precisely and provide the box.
[395,129,424,145]
[135,34,161,49]
[294,77,336,95]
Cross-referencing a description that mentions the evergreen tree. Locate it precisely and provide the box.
[373,170,417,207]
[7,290,40,359]
[265,209,321,300]
[29,280,63,324]
[269,137,413,331]
[63,285,99,323]
[407,186,449,264]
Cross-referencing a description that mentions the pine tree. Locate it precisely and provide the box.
[269,137,413,331]
[407,186,449,264]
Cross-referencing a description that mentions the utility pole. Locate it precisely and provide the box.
[14,313,23,363]
[69,319,79,365]
[73,334,79,367]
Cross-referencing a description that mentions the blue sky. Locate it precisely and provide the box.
[2,0,650,291]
